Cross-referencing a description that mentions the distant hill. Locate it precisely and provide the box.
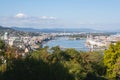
[12,27,98,33]
[0,26,15,36]
[12,27,39,32]
[0,26,39,36]
[0,26,14,31]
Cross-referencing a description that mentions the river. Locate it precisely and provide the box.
[43,37,89,51]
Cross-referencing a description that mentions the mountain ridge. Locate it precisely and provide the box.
[11,27,99,33]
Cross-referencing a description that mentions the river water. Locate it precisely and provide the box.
[43,37,89,51]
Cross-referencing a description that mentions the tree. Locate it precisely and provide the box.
[80,51,106,80]
[0,39,4,49]
[113,57,120,79]
[0,39,5,56]
[104,42,120,79]
[2,56,73,80]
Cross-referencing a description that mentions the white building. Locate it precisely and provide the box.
[3,32,8,40]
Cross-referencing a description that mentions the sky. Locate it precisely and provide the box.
[0,0,120,31]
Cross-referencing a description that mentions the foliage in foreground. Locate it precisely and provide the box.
[0,45,107,80]
[104,42,120,79]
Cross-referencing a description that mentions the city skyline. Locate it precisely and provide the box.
[0,0,120,31]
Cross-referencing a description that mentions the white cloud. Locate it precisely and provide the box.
[40,16,56,20]
[0,14,61,28]
[49,16,56,19]
[14,13,27,18]
[41,16,48,19]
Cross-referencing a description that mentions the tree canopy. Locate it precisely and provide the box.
[0,39,4,49]
[0,46,107,80]
[104,42,120,79]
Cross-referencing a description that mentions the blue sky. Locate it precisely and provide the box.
[0,0,120,30]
